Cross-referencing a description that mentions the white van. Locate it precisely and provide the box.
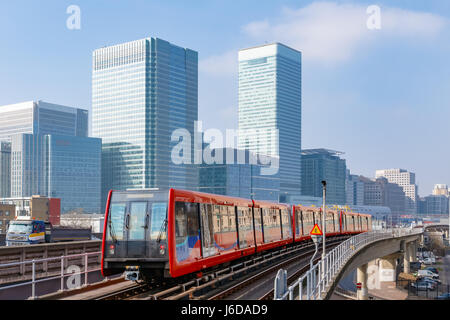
[418,269,439,279]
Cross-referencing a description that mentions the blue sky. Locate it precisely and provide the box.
[0,0,449,196]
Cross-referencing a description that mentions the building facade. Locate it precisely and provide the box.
[0,196,60,225]
[301,149,347,205]
[375,169,418,214]
[0,101,88,142]
[238,43,302,202]
[0,100,100,214]
[0,203,15,233]
[198,148,279,202]
[432,184,449,196]
[422,195,449,215]
[92,37,198,207]
[361,176,406,223]
[345,170,364,206]
[0,142,11,198]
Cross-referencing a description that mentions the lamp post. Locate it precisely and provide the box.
[321,181,326,260]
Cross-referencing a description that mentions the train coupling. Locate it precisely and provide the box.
[124,266,140,281]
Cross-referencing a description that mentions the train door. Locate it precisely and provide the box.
[126,201,149,257]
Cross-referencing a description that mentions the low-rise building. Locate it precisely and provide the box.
[0,204,15,233]
[0,196,60,225]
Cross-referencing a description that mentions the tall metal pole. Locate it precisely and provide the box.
[322,181,326,260]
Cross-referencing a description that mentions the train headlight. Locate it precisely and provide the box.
[159,245,166,255]
[109,244,115,255]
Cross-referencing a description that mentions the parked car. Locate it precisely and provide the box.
[436,293,450,300]
[417,269,439,279]
[425,267,439,274]
[422,258,433,265]
[412,281,435,290]
[421,277,441,286]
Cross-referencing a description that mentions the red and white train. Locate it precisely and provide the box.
[101,189,372,281]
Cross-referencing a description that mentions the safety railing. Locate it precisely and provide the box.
[274,228,423,300]
[0,251,102,300]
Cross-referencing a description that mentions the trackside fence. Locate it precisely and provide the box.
[0,251,102,300]
[274,228,423,300]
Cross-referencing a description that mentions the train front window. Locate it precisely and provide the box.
[150,203,168,241]
[129,202,147,241]
[108,203,126,241]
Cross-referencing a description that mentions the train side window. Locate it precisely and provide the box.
[227,206,236,233]
[220,206,229,233]
[200,203,216,258]
[107,203,126,241]
[212,205,221,233]
[175,202,187,245]
[262,208,271,243]
[237,207,252,248]
[186,202,199,238]
[253,208,263,243]
[281,209,291,239]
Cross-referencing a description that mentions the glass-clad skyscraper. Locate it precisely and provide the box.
[92,37,198,206]
[0,100,100,213]
[238,43,302,202]
[0,101,88,142]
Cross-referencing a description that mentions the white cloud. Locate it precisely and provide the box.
[241,2,447,63]
[199,50,238,77]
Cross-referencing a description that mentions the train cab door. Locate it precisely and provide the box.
[125,201,149,257]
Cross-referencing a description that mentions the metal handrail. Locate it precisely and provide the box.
[0,251,102,300]
[275,228,423,300]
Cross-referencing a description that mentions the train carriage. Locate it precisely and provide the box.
[101,188,372,282]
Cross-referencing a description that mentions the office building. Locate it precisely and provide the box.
[0,203,15,233]
[346,170,364,206]
[432,184,449,196]
[92,37,198,207]
[422,195,449,215]
[0,100,100,213]
[361,176,406,223]
[375,169,418,214]
[0,101,88,142]
[238,43,302,202]
[301,149,347,205]
[198,148,279,201]
[10,133,101,213]
[0,142,11,198]
[0,196,60,225]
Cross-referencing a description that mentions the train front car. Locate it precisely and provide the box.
[101,189,171,282]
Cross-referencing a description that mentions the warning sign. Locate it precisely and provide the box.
[310,224,323,236]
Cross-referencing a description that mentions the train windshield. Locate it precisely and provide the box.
[106,191,169,244]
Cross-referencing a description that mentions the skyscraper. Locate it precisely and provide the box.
[0,142,11,198]
[0,101,88,141]
[0,100,100,213]
[92,38,198,206]
[238,43,302,202]
[301,149,347,205]
[375,169,418,214]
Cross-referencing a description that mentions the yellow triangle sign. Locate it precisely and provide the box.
[310,224,323,236]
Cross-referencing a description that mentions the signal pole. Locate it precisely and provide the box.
[322,181,326,260]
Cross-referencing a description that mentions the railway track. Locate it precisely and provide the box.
[207,240,342,300]
[52,236,348,300]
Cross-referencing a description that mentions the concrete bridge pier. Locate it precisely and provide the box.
[356,264,369,300]
[379,254,398,282]
[402,241,410,274]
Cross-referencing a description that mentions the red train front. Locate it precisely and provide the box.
[101,188,371,282]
